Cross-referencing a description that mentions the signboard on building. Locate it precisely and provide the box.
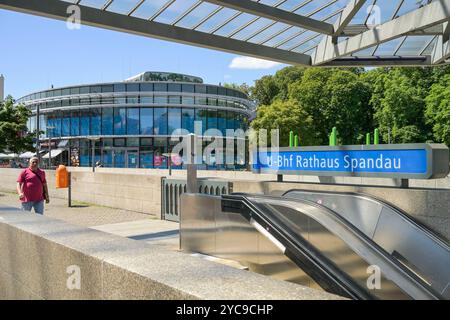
[252,144,449,179]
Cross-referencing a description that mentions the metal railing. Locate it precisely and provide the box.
[162,177,232,222]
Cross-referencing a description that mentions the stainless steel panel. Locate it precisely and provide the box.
[180,193,218,254]
[250,197,411,300]
[284,190,450,299]
[284,190,382,238]
[180,193,316,287]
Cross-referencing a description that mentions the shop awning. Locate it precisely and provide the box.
[0,153,18,159]
[19,152,36,159]
[42,149,65,159]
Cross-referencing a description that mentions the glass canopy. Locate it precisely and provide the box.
[2,0,449,66]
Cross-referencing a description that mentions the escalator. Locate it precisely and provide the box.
[282,189,450,299]
[180,192,448,300]
[221,194,444,300]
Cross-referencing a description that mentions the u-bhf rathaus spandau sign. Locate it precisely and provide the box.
[252,144,449,180]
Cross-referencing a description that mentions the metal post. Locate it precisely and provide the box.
[186,134,198,194]
[366,133,371,145]
[48,136,52,169]
[36,104,40,163]
[91,140,95,173]
[400,179,409,189]
[374,128,380,145]
[289,131,294,148]
[168,156,172,176]
[68,172,72,207]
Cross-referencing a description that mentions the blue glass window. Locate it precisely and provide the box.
[62,115,70,137]
[154,108,168,135]
[195,85,207,94]
[140,108,153,135]
[154,83,167,92]
[207,109,217,130]
[168,108,181,135]
[80,110,90,135]
[182,108,195,133]
[182,96,194,105]
[217,110,227,135]
[114,83,126,92]
[91,109,101,135]
[141,96,153,104]
[195,109,207,134]
[127,96,139,104]
[140,83,153,92]
[140,151,154,169]
[126,83,139,92]
[127,108,140,135]
[53,116,62,137]
[182,84,194,93]
[71,111,80,136]
[227,111,235,131]
[114,108,126,135]
[169,96,181,104]
[154,96,167,104]
[102,108,113,135]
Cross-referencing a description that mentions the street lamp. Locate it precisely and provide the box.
[46,125,55,169]
[88,137,100,172]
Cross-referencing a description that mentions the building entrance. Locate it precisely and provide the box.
[102,148,139,168]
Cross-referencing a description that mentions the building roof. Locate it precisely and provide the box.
[1,0,449,67]
[125,72,203,83]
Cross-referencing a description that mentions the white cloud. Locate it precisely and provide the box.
[229,56,281,70]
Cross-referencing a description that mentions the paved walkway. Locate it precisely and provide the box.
[0,191,245,269]
[0,191,153,227]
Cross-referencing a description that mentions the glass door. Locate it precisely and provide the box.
[114,149,126,168]
[126,151,139,168]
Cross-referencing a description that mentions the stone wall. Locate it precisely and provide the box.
[0,168,162,216]
[0,210,341,300]
[1,167,449,222]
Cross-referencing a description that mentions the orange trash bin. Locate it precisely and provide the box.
[56,165,69,188]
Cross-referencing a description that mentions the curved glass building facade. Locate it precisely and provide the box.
[19,72,254,169]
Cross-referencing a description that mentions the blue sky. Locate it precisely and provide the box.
[0,9,287,99]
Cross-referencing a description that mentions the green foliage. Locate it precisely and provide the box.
[250,66,305,105]
[251,99,318,147]
[425,74,450,146]
[288,68,372,145]
[0,96,34,154]
[246,64,449,147]
[223,82,251,97]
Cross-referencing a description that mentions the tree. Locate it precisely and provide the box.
[251,99,318,147]
[425,74,450,147]
[372,69,430,143]
[0,96,34,154]
[223,82,251,97]
[288,68,372,145]
[251,75,279,106]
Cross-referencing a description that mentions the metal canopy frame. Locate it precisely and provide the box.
[0,0,449,67]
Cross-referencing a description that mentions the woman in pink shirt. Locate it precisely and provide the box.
[16,157,50,214]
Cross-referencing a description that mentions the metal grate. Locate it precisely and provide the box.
[162,177,232,222]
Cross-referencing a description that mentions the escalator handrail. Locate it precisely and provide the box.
[225,193,443,300]
[282,189,450,249]
[222,194,374,300]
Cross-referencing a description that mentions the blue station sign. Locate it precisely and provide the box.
[253,144,449,179]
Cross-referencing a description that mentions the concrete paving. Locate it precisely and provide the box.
[0,191,152,227]
[92,219,180,251]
